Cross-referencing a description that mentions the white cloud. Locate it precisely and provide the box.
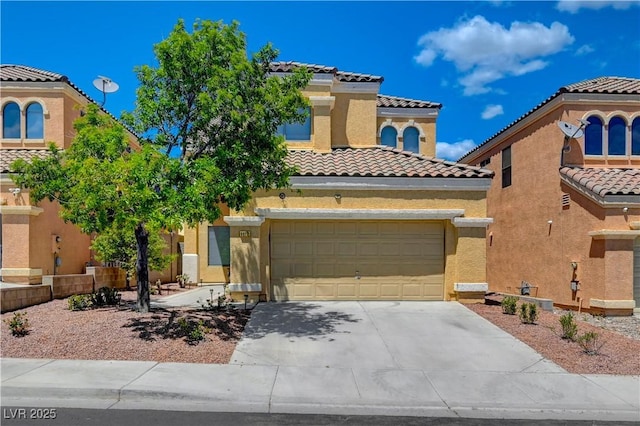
[436,139,477,161]
[482,104,504,120]
[415,16,574,96]
[575,44,595,55]
[556,1,639,13]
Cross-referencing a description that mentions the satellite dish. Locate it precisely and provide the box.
[93,76,119,107]
[557,120,584,139]
[93,76,119,93]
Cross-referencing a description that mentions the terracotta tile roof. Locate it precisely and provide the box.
[460,76,640,162]
[0,149,52,173]
[563,76,640,94]
[0,64,67,82]
[286,147,493,178]
[270,61,383,83]
[377,94,441,109]
[560,167,640,198]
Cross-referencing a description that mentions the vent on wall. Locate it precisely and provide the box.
[562,193,571,208]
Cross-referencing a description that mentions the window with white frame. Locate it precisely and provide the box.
[208,226,230,266]
[380,126,397,148]
[277,107,311,141]
[403,126,419,153]
[632,117,640,156]
[2,102,20,139]
[26,103,44,139]
[584,115,603,155]
[607,116,626,156]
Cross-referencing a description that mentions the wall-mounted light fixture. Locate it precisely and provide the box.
[547,220,553,225]
[570,262,578,270]
[622,207,629,213]
[8,188,20,196]
[334,193,342,200]
[279,192,286,200]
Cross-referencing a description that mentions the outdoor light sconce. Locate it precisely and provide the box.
[334,193,342,200]
[8,188,20,196]
[571,262,578,270]
[622,207,629,213]
[571,280,580,291]
[279,192,286,200]
[244,294,249,310]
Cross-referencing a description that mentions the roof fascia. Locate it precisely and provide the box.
[289,176,492,191]
[377,107,439,119]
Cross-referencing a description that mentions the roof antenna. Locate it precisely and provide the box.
[92,75,119,107]
[557,119,588,167]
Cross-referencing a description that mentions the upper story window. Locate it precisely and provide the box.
[26,103,44,139]
[278,107,311,141]
[380,126,397,148]
[403,126,419,153]
[632,117,640,156]
[2,102,21,139]
[584,115,603,156]
[608,116,626,155]
[501,146,512,188]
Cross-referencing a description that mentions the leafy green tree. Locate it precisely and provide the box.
[91,224,173,284]
[12,19,310,312]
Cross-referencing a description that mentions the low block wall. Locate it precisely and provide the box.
[43,275,94,299]
[86,267,126,289]
[1,285,51,313]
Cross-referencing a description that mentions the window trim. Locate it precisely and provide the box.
[25,102,44,140]
[402,126,420,153]
[278,107,312,142]
[380,125,398,148]
[2,101,21,139]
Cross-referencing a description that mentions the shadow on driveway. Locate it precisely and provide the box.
[243,302,360,340]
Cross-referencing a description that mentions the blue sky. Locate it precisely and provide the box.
[2,1,639,161]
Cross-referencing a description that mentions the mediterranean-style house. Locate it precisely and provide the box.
[0,64,181,285]
[184,62,494,303]
[459,76,640,316]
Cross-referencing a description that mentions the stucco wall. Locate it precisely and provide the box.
[478,105,639,310]
[332,93,377,147]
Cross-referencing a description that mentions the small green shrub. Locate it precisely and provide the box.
[91,286,121,307]
[519,302,538,324]
[501,296,518,315]
[559,312,578,341]
[68,294,92,311]
[177,317,209,344]
[577,331,605,355]
[4,312,30,337]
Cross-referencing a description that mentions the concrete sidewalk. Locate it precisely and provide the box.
[1,358,638,421]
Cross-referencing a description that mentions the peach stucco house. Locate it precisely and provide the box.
[184,62,495,303]
[0,64,180,285]
[459,77,640,316]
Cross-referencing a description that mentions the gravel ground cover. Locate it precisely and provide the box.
[1,288,249,364]
[3,290,638,375]
[466,302,640,375]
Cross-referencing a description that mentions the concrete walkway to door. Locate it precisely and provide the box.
[230,301,563,372]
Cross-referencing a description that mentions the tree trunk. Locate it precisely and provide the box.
[135,223,151,313]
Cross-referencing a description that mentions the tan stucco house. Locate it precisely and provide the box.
[0,64,180,284]
[184,62,494,303]
[459,77,640,316]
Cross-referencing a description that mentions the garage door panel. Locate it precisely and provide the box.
[294,241,313,256]
[271,220,444,301]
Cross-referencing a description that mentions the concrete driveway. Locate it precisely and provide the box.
[230,301,564,373]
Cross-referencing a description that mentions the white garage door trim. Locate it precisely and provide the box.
[256,207,464,220]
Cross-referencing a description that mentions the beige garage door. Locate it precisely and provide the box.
[270,220,444,301]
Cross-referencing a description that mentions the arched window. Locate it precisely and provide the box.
[584,116,603,155]
[26,103,44,139]
[631,117,640,156]
[2,102,20,139]
[608,116,626,155]
[380,126,397,148]
[403,126,420,153]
